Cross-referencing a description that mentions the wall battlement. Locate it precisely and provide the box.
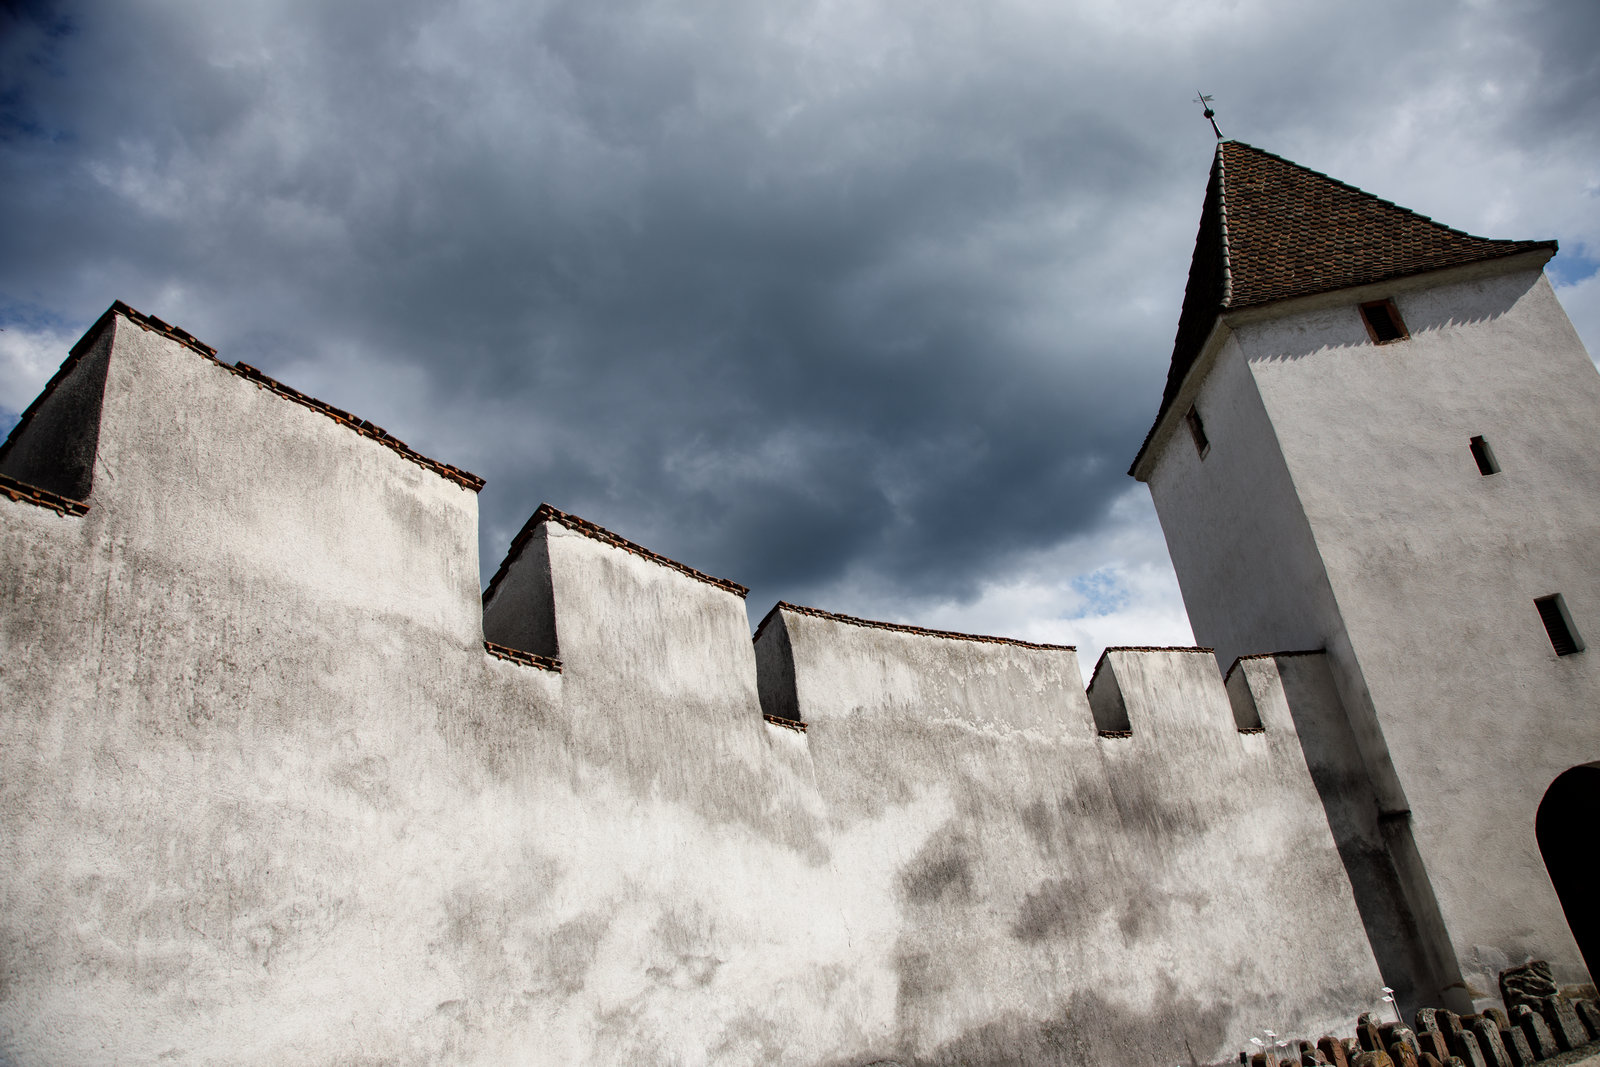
[0,301,1382,797]
[0,301,1336,742]
[0,303,1403,1065]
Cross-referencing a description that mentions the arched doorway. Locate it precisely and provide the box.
[1536,763,1600,984]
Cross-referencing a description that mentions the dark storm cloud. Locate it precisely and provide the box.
[2,0,1596,634]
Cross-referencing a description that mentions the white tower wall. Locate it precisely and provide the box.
[1145,256,1600,1009]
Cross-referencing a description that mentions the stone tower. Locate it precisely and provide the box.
[1131,140,1600,1012]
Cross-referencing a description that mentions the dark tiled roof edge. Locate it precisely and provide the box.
[106,299,221,360]
[753,600,1076,651]
[163,300,485,489]
[1086,644,1216,694]
[231,363,484,491]
[1223,247,1556,313]
[484,640,562,672]
[1222,648,1327,684]
[0,472,89,517]
[482,502,749,606]
[1099,644,1215,653]
[1216,142,1235,307]
[3,301,484,494]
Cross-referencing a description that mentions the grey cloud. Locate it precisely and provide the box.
[1,0,1596,631]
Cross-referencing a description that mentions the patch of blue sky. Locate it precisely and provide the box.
[0,299,79,334]
[1068,567,1129,618]
[1549,246,1600,288]
[0,5,78,146]
[0,300,83,438]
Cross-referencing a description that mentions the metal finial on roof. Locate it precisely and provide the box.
[1193,91,1223,139]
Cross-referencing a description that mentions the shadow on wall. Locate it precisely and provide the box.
[1273,658,1445,1015]
[896,824,975,907]
[1245,271,1535,365]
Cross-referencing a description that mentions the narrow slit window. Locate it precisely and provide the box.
[1469,435,1500,475]
[1359,299,1408,344]
[1535,594,1584,656]
[1185,405,1210,458]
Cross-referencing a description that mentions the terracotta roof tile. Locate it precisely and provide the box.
[0,472,89,517]
[1131,142,1556,475]
[763,713,808,733]
[484,640,562,672]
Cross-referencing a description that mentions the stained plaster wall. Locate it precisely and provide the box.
[0,310,1395,1066]
[0,314,855,1066]
[757,609,1390,1066]
[1145,262,1600,1010]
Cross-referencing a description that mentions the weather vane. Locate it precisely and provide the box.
[1193,91,1223,139]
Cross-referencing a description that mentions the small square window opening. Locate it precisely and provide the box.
[1535,594,1584,656]
[1185,405,1210,458]
[1469,435,1500,476]
[1359,299,1408,344]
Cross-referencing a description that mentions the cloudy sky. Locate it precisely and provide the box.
[3,0,1597,672]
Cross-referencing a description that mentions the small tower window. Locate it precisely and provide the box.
[1469,435,1500,475]
[1185,405,1210,458]
[1535,594,1584,656]
[1359,299,1408,344]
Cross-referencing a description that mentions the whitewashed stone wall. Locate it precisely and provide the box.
[0,308,1394,1066]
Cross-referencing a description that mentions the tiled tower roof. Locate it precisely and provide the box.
[1133,141,1556,475]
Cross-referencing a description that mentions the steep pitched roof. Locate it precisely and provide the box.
[1132,141,1556,475]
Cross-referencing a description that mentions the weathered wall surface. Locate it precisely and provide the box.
[1,314,515,1065]
[0,313,849,1066]
[758,610,1389,1066]
[0,309,1390,1065]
